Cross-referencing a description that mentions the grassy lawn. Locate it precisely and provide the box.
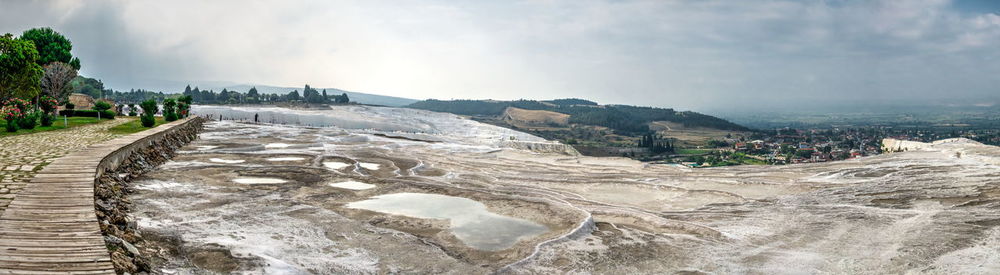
[107,116,168,135]
[0,117,111,137]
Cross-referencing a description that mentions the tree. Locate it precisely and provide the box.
[93,100,112,111]
[69,76,104,99]
[335,92,350,103]
[287,90,300,101]
[178,95,193,105]
[19,27,79,69]
[140,99,158,116]
[302,85,325,103]
[40,62,76,101]
[163,98,176,115]
[246,87,260,103]
[0,33,44,100]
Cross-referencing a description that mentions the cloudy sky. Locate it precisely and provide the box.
[2,0,999,111]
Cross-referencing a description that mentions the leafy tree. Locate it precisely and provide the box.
[19,27,79,69]
[287,90,300,101]
[302,85,325,103]
[139,99,158,116]
[335,92,350,103]
[40,62,76,101]
[162,98,177,121]
[176,95,191,104]
[246,87,260,103]
[0,34,44,100]
[139,99,157,127]
[69,76,104,98]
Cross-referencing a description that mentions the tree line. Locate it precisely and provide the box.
[180,85,349,105]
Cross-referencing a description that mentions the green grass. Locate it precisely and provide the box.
[0,117,109,137]
[107,116,168,135]
[675,148,714,155]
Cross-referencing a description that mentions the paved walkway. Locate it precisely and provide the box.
[0,118,195,274]
[0,118,129,214]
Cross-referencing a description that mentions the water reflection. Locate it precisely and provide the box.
[346,193,548,251]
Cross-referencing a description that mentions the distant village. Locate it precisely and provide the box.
[673,126,996,167]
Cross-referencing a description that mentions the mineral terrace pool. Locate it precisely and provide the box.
[345,193,549,251]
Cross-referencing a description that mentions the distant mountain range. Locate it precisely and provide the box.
[197,84,420,107]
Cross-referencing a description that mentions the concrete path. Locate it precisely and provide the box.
[0,118,129,213]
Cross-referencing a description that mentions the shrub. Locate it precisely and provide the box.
[93,100,112,111]
[140,100,158,116]
[39,96,58,113]
[140,114,155,127]
[163,98,177,118]
[177,102,189,118]
[65,102,75,110]
[40,113,53,127]
[58,109,74,116]
[164,112,178,122]
[17,113,37,130]
[3,99,31,132]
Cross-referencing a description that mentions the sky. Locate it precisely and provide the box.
[1,0,999,111]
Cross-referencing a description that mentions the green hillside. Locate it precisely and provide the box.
[406,99,749,134]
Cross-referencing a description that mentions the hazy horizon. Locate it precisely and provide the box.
[3,0,1000,111]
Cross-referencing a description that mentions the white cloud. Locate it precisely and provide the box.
[1,0,998,110]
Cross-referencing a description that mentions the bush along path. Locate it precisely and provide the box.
[0,117,129,213]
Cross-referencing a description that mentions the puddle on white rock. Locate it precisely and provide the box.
[265,143,291,149]
[328,181,376,190]
[210,158,246,164]
[136,180,184,190]
[323,161,352,169]
[346,193,547,251]
[359,162,381,170]
[267,157,306,161]
[233,177,288,184]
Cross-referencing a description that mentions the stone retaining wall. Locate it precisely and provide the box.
[95,117,204,273]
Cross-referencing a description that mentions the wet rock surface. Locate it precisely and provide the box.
[127,106,1000,274]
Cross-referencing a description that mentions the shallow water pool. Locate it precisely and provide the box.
[345,193,548,251]
[329,181,376,190]
[323,161,352,169]
[267,157,306,161]
[210,158,245,164]
[233,177,288,184]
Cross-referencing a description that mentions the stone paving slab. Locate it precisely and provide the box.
[0,118,129,213]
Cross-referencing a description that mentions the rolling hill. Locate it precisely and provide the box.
[406,98,749,134]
